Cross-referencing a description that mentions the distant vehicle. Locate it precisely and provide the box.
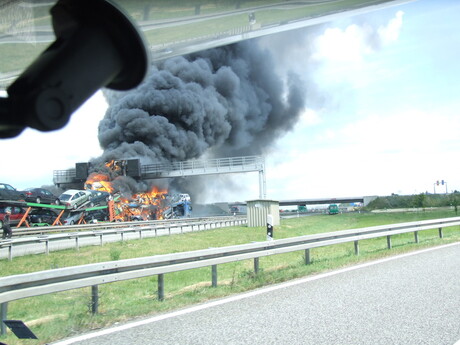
[0,183,25,201]
[84,209,109,223]
[230,204,247,215]
[87,190,111,206]
[24,188,59,204]
[0,206,26,228]
[28,209,59,225]
[58,190,91,209]
[328,204,339,215]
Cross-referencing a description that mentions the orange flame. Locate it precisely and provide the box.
[84,165,168,221]
[105,160,123,173]
[85,173,114,193]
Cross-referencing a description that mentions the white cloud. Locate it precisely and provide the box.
[265,108,460,199]
[337,110,460,154]
[378,10,404,45]
[312,11,404,63]
[312,24,373,63]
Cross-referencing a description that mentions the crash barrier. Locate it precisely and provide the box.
[0,216,247,260]
[12,216,245,236]
[0,216,459,335]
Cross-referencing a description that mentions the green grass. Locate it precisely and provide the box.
[0,210,459,344]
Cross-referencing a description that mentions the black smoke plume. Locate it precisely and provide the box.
[93,39,306,198]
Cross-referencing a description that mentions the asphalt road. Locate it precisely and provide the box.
[53,242,460,345]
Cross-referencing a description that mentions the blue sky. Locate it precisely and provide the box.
[2,0,460,203]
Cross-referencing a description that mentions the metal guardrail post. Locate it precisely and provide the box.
[38,237,50,255]
[1,302,7,335]
[439,227,443,238]
[158,274,164,301]
[304,249,311,265]
[91,285,98,314]
[414,231,419,243]
[387,235,392,249]
[354,241,359,255]
[254,257,259,274]
[211,265,217,287]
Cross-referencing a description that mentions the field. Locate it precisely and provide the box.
[0,210,459,344]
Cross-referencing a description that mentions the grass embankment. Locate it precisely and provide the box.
[1,210,459,344]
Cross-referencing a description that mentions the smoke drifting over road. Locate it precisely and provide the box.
[97,40,305,165]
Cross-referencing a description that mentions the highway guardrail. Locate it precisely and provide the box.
[0,216,459,335]
[0,216,247,260]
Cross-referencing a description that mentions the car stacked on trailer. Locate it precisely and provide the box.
[0,206,26,228]
[58,190,91,209]
[28,208,60,225]
[0,183,25,201]
[87,190,111,206]
[24,187,60,204]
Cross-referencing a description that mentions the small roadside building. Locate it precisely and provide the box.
[247,199,280,227]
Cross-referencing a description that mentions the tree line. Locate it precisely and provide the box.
[365,192,460,213]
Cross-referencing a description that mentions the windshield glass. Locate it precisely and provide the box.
[58,194,71,201]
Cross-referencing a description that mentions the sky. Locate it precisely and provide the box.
[2,0,460,203]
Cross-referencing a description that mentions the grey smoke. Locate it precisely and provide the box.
[97,39,306,165]
[92,39,307,199]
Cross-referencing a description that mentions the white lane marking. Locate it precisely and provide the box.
[52,242,460,344]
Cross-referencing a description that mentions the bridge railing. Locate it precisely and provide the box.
[141,155,264,175]
[53,168,76,184]
[53,156,265,183]
[0,216,459,331]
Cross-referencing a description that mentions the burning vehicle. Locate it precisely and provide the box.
[83,160,190,221]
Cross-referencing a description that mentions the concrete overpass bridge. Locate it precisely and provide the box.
[230,196,378,209]
[279,196,378,207]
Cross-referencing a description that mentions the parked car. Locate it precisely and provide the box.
[24,188,59,204]
[28,209,59,225]
[87,190,111,207]
[0,183,25,201]
[84,209,109,223]
[58,190,91,209]
[0,206,27,228]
